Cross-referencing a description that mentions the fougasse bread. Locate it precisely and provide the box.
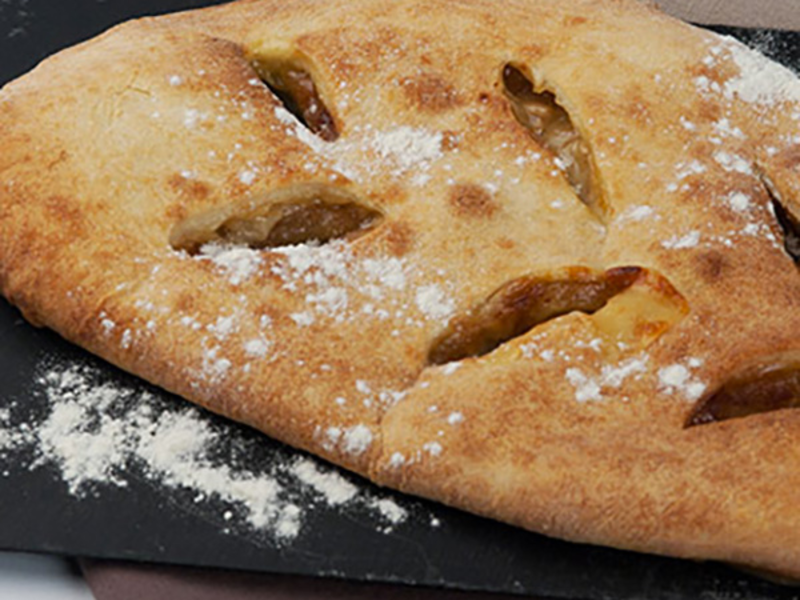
[2,0,800,579]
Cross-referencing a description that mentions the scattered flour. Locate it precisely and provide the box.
[599,356,649,388]
[0,408,14,451]
[0,358,424,543]
[290,457,359,506]
[135,410,298,533]
[238,169,257,186]
[36,399,130,493]
[371,498,408,526]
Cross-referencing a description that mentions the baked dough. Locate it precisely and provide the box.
[2,0,800,578]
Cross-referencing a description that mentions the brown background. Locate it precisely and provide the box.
[81,1,800,598]
[656,0,800,29]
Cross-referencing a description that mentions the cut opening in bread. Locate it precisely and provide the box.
[252,57,338,142]
[428,267,642,365]
[502,63,602,216]
[169,183,382,254]
[686,362,800,427]
[762,176,800,264]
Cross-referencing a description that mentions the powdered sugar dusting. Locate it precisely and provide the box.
[658,361,707,401]
[342,424,373,456]
[566,368,602,403]
[270,241,454,325]
[370,126,444,181]
[725,191,752,213]
[617,205,656,224]
[415,284,455,321]
[566,355,650,403]
[720,36,800,105]
[196,243,263,286]
[274,107,444,185]
[713,151,752,175]
[662,230,701,250]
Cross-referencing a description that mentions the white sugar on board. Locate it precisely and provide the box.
[3,358,425,542]
[291,458,358,506]
[0,411,13,450]
[135,410,294,532]
[371,498,408,525]
[36,402,130,493]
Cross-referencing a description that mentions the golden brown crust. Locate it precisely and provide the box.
[2,0,800,577]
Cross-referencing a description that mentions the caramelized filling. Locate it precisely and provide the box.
[256,61,338,141]
[502,64,600,213]
[686,365,800,428]
[762,175,800,263]
[428,267,642,365]
[170,183,381,253]
[772,197,800,263]
[774,201,800,262]
[221,199,380,249]
[590,275,689,349]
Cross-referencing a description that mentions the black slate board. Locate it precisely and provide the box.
[1,2,799,599]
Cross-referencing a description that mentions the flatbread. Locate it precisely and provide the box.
[2,0,800,579]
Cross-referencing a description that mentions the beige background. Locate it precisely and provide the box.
[654,0,800,30]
